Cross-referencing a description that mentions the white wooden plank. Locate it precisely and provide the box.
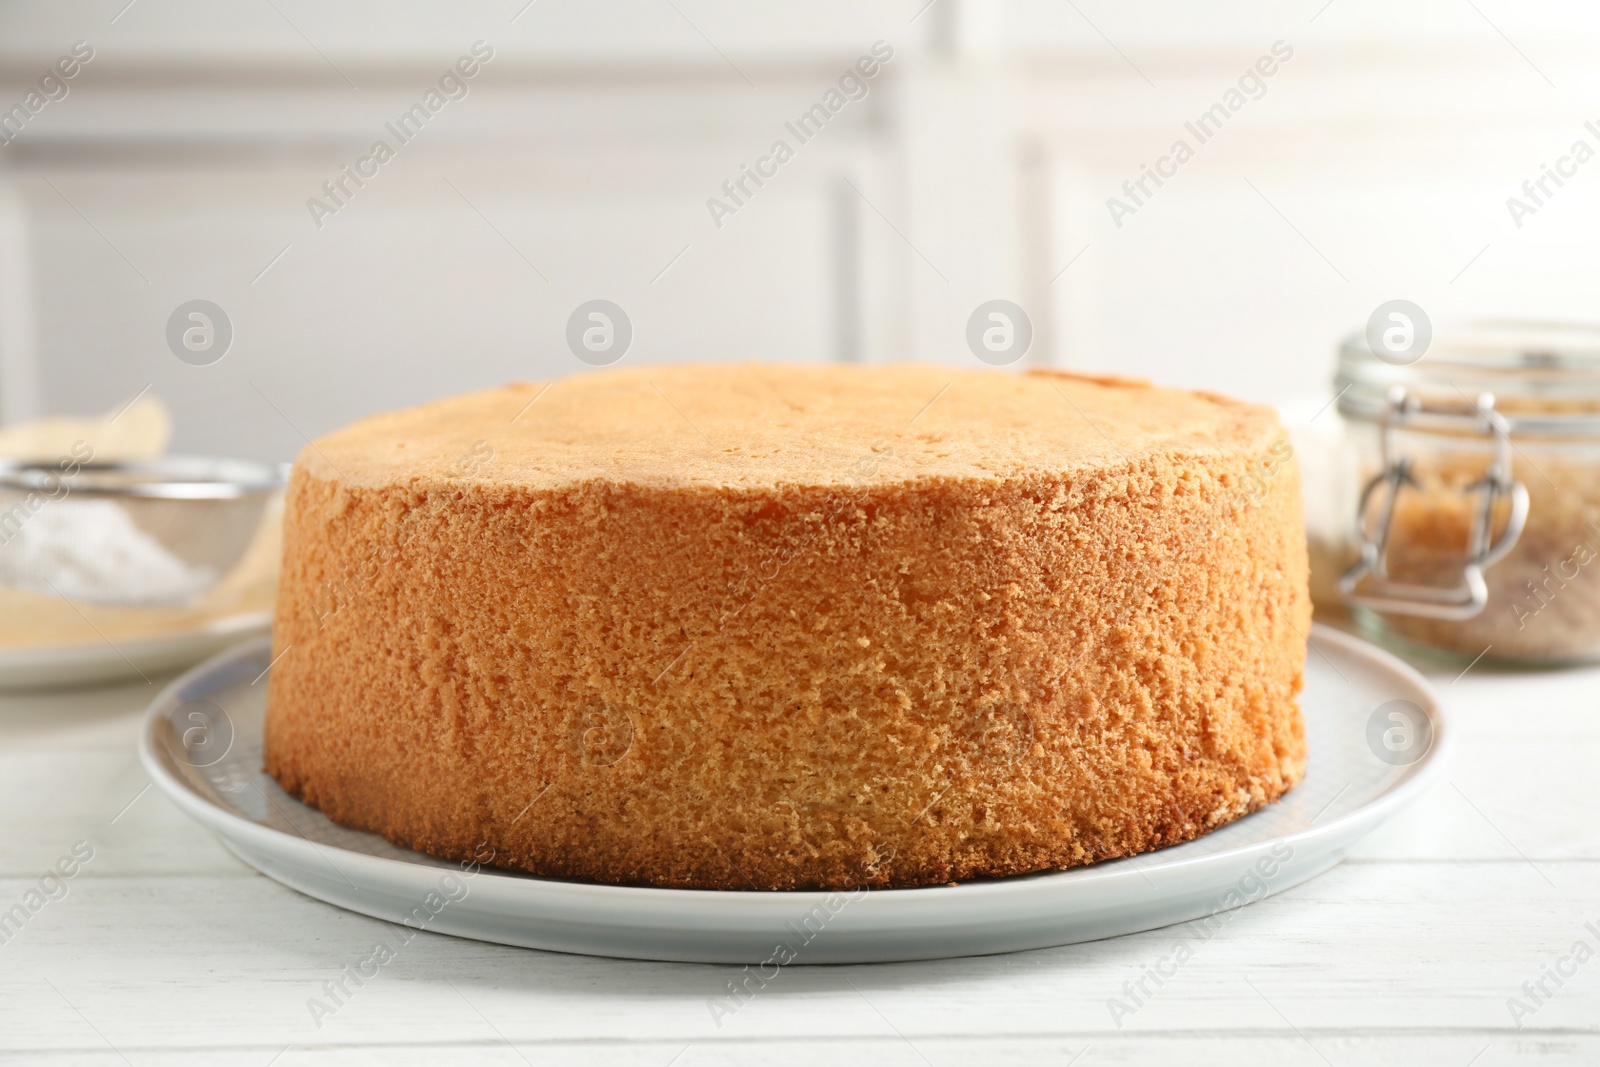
[0,861,1595,1053]
[3,1034,1598,1067]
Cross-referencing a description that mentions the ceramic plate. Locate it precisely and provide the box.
[138,624,1446,964]
[0,611,271,691]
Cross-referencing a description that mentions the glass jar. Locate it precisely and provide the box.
[1319,322,1600,666]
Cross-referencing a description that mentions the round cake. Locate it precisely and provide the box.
[264,363,1309,890]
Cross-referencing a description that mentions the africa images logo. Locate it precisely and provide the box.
[1106,40,1293,228]
[704,41,894,229]
[304,42,495,229]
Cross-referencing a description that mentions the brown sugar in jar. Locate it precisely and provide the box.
[1330,322,1600,666]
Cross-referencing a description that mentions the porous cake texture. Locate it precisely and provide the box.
[264,364,1309,890]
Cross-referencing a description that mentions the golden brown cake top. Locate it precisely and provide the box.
[302,363,1278,490]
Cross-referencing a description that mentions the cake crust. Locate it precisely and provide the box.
[264,364,1309,889]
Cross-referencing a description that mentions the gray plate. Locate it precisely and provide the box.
[138,624,1447,964]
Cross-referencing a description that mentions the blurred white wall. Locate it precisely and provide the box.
[2,0,1599,461]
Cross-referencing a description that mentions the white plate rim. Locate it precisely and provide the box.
[0,609,273,690]
[0,608,272,662]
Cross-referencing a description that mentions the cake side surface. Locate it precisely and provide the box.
[263,364,1308,889]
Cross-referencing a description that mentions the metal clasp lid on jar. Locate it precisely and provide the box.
[1339,386,1529,620]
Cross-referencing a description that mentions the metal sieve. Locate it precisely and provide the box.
[0,455,284,607]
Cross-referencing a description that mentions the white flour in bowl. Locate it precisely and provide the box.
[0,498,216,605]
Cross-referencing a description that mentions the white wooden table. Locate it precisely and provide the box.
[2,641,1596,1066]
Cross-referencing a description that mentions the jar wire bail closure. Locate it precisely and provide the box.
[1339,386,1530,620]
